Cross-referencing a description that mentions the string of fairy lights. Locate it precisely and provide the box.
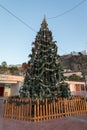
[0,0,86,55]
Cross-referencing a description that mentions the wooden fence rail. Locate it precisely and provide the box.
[3,96,87,122]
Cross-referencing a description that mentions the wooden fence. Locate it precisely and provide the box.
[3,96,87,122]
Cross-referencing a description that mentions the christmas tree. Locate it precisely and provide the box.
[20,17,70,99]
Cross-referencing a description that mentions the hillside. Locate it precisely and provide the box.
[60,54,87,75]
[0,54,87,77]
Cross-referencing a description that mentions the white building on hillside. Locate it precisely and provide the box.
[81,50,87,55]
[0,74,24,97]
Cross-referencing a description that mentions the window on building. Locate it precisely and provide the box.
[81,85,85,91]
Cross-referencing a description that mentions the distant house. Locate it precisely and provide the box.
[71,50,87,56]
[65,81,87,97]
[81,50,87,55]
[71,51,79,55]
[64,71,82,77]
[0,74,24,97]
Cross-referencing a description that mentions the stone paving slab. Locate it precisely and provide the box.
[0,115,87,130]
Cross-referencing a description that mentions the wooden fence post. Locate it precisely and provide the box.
[46,98,48,120]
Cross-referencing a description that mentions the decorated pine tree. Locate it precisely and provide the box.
[20,17,70,99]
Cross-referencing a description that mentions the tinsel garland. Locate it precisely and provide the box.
[33,61,55,71]
[27,67,57,80]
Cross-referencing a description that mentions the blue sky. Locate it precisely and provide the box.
[0,0,87,65]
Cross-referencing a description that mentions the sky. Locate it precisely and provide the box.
[0,0,87,65]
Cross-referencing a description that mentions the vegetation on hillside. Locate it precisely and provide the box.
[60,54,87,73]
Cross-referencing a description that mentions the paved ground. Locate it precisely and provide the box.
[0,99,87,130]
